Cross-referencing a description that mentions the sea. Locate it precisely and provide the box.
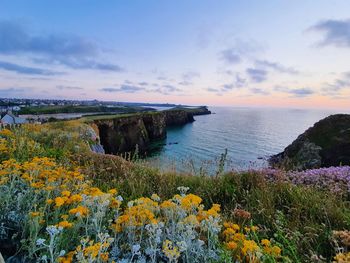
[146,107,350,173]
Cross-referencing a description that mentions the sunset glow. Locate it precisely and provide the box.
[0,0,350,109]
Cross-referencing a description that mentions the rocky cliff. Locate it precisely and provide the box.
[164,109,195,126]
[269,114,350,170]
[92,109,198,155]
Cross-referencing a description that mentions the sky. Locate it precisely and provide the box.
[0,0,350,109]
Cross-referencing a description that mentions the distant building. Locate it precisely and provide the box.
[12,106,21,111]
[1,112,28,124]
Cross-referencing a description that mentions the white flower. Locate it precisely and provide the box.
[36,238,46,246]
[116,195,123,202]
[132,244,141,255]
[59,250,66,256]
[177,186,190,195]
[46,225,61,236]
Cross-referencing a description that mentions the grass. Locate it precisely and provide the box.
[18,105,155,115]
[0,121,349,261]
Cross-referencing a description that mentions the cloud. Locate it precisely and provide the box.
[275,86,314,97]
[56,85,83,90]
[179,71,200,86]
[100,85,144,93]
[255,60,299,75]
[32,56,123,72]
[0,87,31,97]
[0,60,62,75]
[219,39,264,64]
[309,19,350,48]
[148,84,182,95]
[219,48,242,64]
[250,88,270,95]
[0,21,97,56]
[206,87,220,92]
[322,72,350,95]
[288,88,314,97]
[246,68,268,83]
[0,20,123,72]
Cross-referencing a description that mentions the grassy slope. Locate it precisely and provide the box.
[18,105,155,115]
[3,120,350,261]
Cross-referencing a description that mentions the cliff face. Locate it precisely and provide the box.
[165,109,194,126]
[92,110,196,155]
[95,116,150,154]
[269,114,350,170]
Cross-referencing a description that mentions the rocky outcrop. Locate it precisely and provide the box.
[164,109,194,126]
[171,106,211,116]
[92,109,198,155]
[269,114,350,170]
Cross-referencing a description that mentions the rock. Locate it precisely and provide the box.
[164,109,194,126]
[269,114,350,170]
[92,109,196,155]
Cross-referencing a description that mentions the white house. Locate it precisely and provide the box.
[1,112,28,124]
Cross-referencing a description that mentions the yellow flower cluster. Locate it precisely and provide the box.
[162,240,180,261]
[334,252,350,262]
[223,221,281,261]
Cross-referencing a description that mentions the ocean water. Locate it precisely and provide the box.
[146,107,350,173]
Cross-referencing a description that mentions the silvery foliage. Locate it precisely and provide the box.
[109,188,222,262]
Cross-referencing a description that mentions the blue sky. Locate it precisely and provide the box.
[0,0,350,108]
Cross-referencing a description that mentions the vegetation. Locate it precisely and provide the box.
[18,105,155,115]
[0,121,349,262]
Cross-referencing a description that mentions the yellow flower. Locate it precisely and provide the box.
[261,239,271,247]
[69,206,89,217]
[55,197,65,207]
[108,188,117,195]
[160,200,176,209]
[29,211,40,217]
[62,190,71,197]
[226,241,238,250]
[46,199,54,205]
[57,220,73,228]
[180,194,202,209]
[162,240,180,261]
[100,252,109,262]
[58,251,75,263]
[61,214,69,220]
[271,246,281,256]
[241,240,259,256]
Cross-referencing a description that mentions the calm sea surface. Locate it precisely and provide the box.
[146,107,350,173]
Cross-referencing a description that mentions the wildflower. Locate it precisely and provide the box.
[233,209,251,220]
[241,240,259,256]
[57,220,73,228]
[132,244,141,255]
[29,211,40,217]
[100,252,109,262]
[55,197,65,207]
[46,225,62,236]
[69,206,89,217]
[177,186,190,195]
[162,240,180,261]
[46,199,54,205]
[58,251,75,263]
[62,190,71,197]
[261,239,271,247]
[226,241,238,250]
[36,238,46,246]
[151,193,160,202]
[108,188,117,195]
[180,194,202,209]
[334,252,350,262]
